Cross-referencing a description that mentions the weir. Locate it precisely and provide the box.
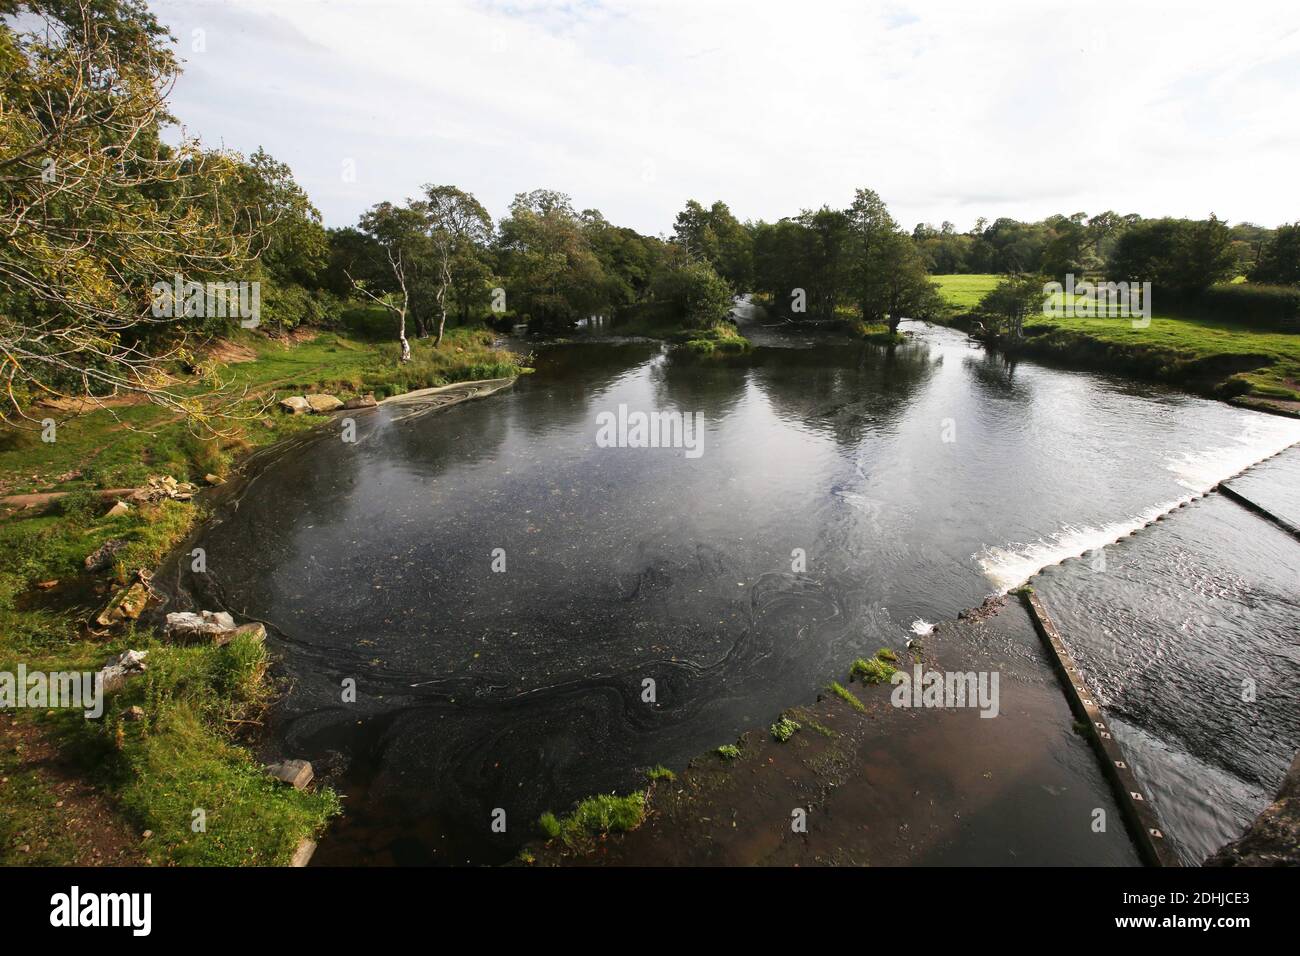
[1020,590,1182,867]
[1216,481,1300,540]
[1018,448,1300,867]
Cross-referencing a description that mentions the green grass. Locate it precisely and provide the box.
[932,274,1001,311]
[537,791,647,849]
[850,657,897,684]
[679,322,752,355]
[715,743,741,760]
[646,765,676,783]
[932,274,1300,400]
[827,680,866,713]
[857,322,906,345]
[0,496,339,865]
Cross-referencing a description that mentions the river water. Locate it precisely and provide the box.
[183,311,1300,864]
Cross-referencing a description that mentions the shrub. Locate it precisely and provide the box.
[770,716,801,742]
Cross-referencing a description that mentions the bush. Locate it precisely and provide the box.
[652,261,735,328]
[770,716,801,742]
[1193,283,1300,331]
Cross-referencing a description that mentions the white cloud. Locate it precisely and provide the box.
[153,0,1300,231]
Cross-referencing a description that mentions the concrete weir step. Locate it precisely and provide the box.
[1216,481,1300,541]
[1020,590,1182,867]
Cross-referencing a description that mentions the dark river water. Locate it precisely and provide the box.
[183,311,1300,865]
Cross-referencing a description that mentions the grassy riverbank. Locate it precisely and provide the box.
[933,274,1300,403]
[0,315,525,865]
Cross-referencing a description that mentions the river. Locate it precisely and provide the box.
[180,310,1300,865]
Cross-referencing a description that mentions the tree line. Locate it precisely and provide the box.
[5,0,1300,426]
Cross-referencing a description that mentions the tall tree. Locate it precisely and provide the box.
[354,201,429,361]
[496,189,607,331]
[0,0,266,426]
[423,185,492,346]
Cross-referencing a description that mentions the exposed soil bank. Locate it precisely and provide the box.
[529,598,1140,866]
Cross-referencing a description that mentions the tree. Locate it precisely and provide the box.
[671,199,752,289]
[0,0,266,426]
[354,201,429,361]
[1249,223,1300,286]
[652,260,733,328]
[496,189,607,331]
[846,188,941,332]
[423,185,492,346]
[977,274,1043,339]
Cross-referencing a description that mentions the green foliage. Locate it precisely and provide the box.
[497,189,609,332]
[672,199,753,288]
[1196,283,1300,331]
[827,680,866,713]
[977,274,1046,338]
[679,322,751,355]
[770,716,801,742]
[716,743,742,760]
[538,811,562,839]
[876,647,898,662]
[1108,215,1238,295]
[537,791,647,848]
[647,765,676,782]
[851,657,897,684]
[1249,222,1300,286]
[857,322,906,344]
[653,260,735,328]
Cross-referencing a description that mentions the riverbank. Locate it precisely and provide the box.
[932,274,1300,410]
[0,321,526,865]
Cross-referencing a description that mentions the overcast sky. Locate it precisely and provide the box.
[151,0,1300,234]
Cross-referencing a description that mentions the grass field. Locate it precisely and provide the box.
[932,274,1300,400]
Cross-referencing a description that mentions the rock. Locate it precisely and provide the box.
[105,500,131,518]
[98,649,148,694]
[124,705,145,721]
[1206,752,1300,866]
[84,537,128,572]
[266,759,314,790]
[305,394,344,414]
[203,473,225,486]
[232,622,267,643]
[129,475,195,504]
[279,396,310,415]
[164,610,236,644]
[341,393,378,410]
[290,838,317,867]
[94,581,149,627]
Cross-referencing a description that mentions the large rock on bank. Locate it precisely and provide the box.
[164,610,265,646]
[1206,752,1300,866]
